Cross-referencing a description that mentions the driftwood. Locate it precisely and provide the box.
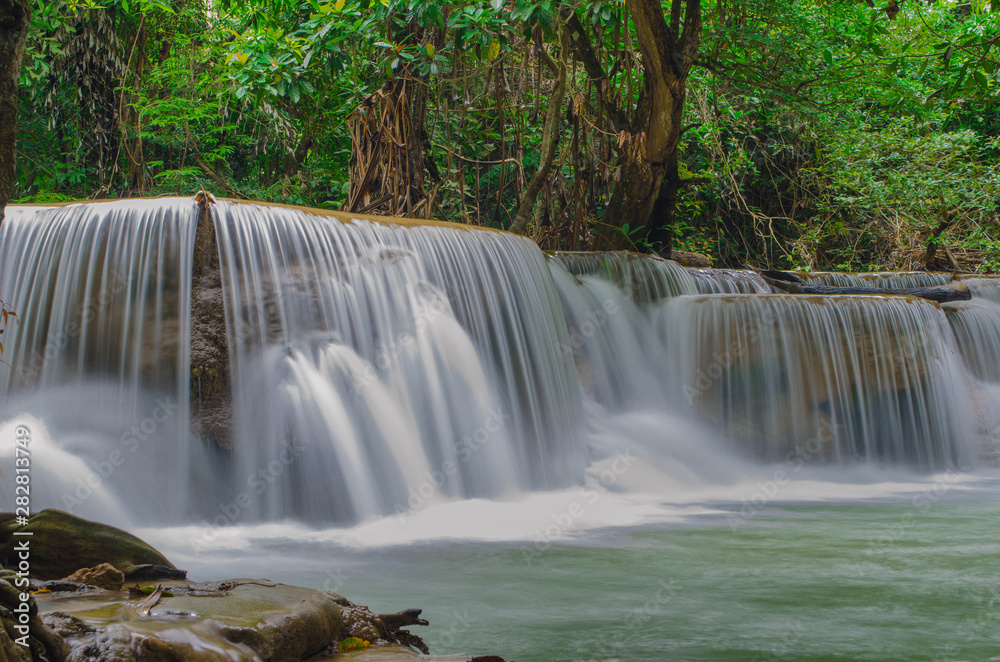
[377,608,429,630]
[759,271,971,304]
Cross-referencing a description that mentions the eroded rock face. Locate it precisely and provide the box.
[0,510,176,580]
[190,200,233,449]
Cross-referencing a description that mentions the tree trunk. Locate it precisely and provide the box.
[592,0,700,250]
[0,0,30,222]
[510,27,568,235]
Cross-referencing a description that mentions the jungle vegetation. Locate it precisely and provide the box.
[9,0,1000,270]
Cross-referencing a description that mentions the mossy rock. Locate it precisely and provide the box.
[0,510,175,580]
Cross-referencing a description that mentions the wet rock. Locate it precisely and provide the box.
[341,604,387,643]
[40,613,94,639]
[64,564,124,591]
[0,577,69,662]
[42,580,345,662]
[0,510,177,580]
[668,249,712,268]
[190,200,233,449]
[124,565,187,581]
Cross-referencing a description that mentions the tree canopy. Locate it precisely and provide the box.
[13,0,1000,270]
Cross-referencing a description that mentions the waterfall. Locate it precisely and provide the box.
[961,276,1000,304]
[0,197,993,527]
[944,300,1000,382]
[686,268,772,294]
[0,200,197,521]
[549,251,697,304]
[548,261,671,412]
[213,201,585,522]
[798,271,954,288]
[660,294,975,468]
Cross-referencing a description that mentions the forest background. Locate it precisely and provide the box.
[11,0,1000,270]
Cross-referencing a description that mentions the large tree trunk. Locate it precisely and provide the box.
[593,0,700,250]
[0,0,30,222]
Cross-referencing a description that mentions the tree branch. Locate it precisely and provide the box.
[559,8,630,131]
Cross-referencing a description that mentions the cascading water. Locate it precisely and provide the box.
[961,275,1000,304]
[659,294,976,468]
[797,271,955,288]
[0,197,996,529]
[944,299,1000,382]
[547,252,983,469]
[547,261,671,411]
[687,268,773,294]
[0,199,198,522]
[213,201,585,522]
[549,251,698,304]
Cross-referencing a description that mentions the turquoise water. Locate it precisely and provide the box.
[166,475,1000,662]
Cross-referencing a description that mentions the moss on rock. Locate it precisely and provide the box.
[0,510,175,580]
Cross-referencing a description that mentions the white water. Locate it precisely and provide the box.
[1,198,999,538]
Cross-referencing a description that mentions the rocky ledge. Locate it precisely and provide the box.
[0,510,509,662]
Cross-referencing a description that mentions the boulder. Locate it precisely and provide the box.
[63,564,124,591]
[0,510,179,581]
[668,249,712,268]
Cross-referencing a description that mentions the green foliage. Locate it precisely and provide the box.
[12,0,1000,272]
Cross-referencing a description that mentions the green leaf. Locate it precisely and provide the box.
[339,638,372,652]
[822,49,833,67]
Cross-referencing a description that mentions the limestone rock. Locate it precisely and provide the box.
[190,202,233,449]
[668,249,712,268]
[63,564,124,591]
[43,580,344,662]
